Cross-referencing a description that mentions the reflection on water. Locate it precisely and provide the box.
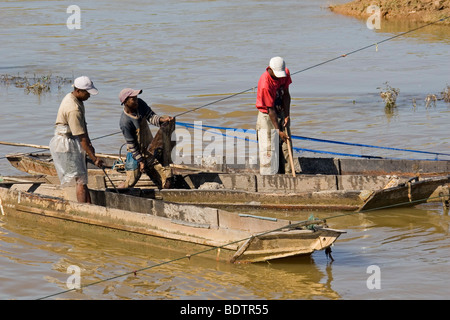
[0,209,341,300]
[1,202,449,300]
[343,15,450,45]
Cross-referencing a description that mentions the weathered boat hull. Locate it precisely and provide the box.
[112,187,365,211]
[0,182,345,263]
[296,157,450,177]
[8,153,450,178]
[6,153,450,211]
[231,228,342,263]
[358,176,450,212]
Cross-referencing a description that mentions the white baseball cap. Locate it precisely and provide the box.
[269,56,287,78]
[73,76,98,95]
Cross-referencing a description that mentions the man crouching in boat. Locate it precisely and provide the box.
[49,76,104,203]
[118,88,174,189]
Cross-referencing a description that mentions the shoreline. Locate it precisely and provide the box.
[329,0,450,25]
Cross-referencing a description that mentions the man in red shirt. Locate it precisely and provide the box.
[256,56,296,175]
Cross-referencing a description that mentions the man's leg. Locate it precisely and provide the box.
[256,112,279,175]
[118,168,141,188]
[144,158,172,189]
[76,178,91,203]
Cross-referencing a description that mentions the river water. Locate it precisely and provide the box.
[0,0,449,301]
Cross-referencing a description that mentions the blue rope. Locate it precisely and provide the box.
[176,121,449,160]
[177,122,384,159]
[289,134,450,158]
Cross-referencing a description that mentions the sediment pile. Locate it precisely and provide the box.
[329,0,450,24]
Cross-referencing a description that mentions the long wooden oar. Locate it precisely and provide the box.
[0,141,120,160]
[0,141,49,149]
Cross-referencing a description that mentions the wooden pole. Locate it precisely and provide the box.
[0,141,49,149]
[0,141,120,160]
[283,127,296,178]
[286,138,296,178]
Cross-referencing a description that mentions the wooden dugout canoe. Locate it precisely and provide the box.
[0,180,345,263]
[7,152,450,178]
[5,152,450,211]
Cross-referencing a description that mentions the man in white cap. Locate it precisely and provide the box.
[118,88,174,189]
[49,76,104,203]
[255,56,298,175]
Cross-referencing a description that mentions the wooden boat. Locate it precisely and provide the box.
[358,175,450,212]
[6,152,450,211]
[0,178,345,263]
[6,152,121,177]
[7,152,450,178]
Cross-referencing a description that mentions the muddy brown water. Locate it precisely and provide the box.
[0,0,449,300]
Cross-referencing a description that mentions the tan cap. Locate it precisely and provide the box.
[119,88,142,104]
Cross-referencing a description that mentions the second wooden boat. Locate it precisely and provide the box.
[0,179,345,263]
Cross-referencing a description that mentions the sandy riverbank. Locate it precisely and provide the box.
[329,0,450,24]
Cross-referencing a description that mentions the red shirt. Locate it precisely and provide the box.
[256,67,292,113]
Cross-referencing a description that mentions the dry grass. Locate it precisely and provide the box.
[441,85,450,102]
[0,73,73,95]
[379,82,400,108]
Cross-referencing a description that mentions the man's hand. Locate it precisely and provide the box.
[160,116,174,123]
[139,161,146,173]
[279,130,290,143]
[94,157,104,168]
[283,116,290,128]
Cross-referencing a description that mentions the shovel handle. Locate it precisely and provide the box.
[284,128,296,178]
